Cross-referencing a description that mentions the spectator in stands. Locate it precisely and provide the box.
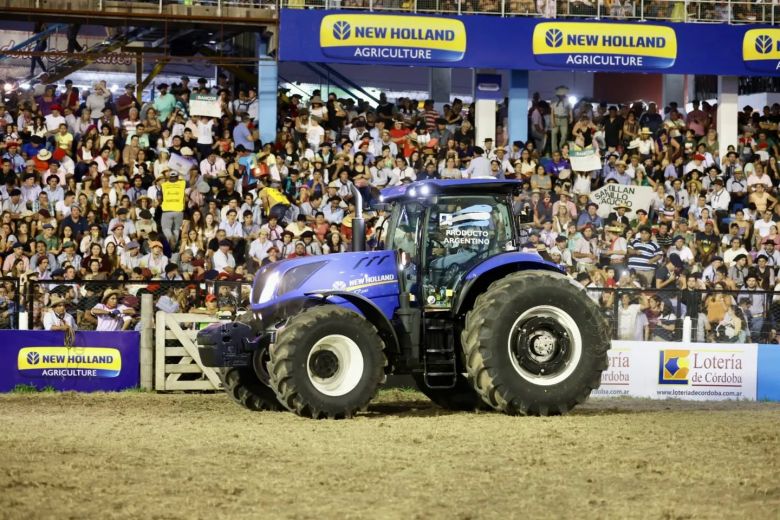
[90,289,134,331]
[42,294,77,331]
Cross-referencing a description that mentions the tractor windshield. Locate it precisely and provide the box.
[422,194,514,308]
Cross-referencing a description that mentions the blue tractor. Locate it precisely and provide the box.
[197,179,610,418]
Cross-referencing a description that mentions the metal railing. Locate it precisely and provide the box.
[285,0,780,24]
[14,0,279,15]
[25,279,252,330]
[587,287,780,344]
[0,277,22,330]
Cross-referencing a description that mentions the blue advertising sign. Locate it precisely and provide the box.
[0,331,140,392]
[279,9,780,77]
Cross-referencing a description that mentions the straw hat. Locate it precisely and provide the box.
[37,149,52,161]
[102,289,121,303]
[640,127,652,135]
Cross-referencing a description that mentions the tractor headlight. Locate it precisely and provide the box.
[257,271,282,304]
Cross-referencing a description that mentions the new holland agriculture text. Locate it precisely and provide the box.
[319,14,467,62]
[532,22,677,69]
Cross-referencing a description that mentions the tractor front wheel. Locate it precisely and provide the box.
[268,305,387,419]
[222,355,285,412]
[462,271,609,416]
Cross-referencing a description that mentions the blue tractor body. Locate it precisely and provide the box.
[195,178,609,418]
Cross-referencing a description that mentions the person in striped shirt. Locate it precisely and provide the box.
[627,226,662,288]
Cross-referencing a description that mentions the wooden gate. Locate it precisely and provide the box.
[155,312,223,391]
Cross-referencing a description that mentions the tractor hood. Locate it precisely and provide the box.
[251,250,400,306]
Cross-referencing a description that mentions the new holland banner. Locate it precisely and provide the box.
[280,10,780,77]
[0,331,140,392]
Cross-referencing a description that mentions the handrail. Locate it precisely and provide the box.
[0,23,66,62]
[276,0,778,25]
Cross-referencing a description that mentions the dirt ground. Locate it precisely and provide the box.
[0,391,778,520]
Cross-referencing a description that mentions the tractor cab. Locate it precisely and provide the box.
[381,179,518,311]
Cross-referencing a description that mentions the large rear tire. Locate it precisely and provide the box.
[269,305,387,419]
[412,373,486,411]
[462,271,609,416]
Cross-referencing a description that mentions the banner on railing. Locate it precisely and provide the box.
[590,340,773,401]
[590,183,655,218]
[280,9,780,77]
[0,331,140,392]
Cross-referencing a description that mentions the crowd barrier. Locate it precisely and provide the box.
[22,278,251,331]
[0,330,140,391]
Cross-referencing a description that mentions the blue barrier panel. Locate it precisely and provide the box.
[757,345,780,401]
[279,10,780,77]
[0,331,140,392]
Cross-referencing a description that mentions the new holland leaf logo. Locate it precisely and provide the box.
[27,352,40,365]
[333,21,351,41]
[545,28,563,48]
[756,34,773,54]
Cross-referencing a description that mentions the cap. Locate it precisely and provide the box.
[219,239,232,247]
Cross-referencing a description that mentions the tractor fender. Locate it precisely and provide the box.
[452,252,564,316]
[304,290,401,357]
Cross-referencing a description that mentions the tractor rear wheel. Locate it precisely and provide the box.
[268,305,387,419]
[412,373,486,411]
[462,270,609,416]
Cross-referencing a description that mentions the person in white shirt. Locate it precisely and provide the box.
[196,117,216,156]
[306,117,325,150]
[43,295,77,331]
[140,241,169,277]
[120,241,144,271]
[754,211,775,239]
[91,290,134,331]
[212,239,236,273]
[248,229,274,265]
[667,236,695,265]
[219,209,243,240]
[44,106,66,134]
[389,157,416,186]
[200,152,227,178]
[464,146,492,178]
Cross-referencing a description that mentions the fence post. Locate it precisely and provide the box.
[501,0,505,16]
[458,0,461,15]
[639,0,644,20]
[140,293,154,391]
[682,316,692,343]
[596,0,600,18]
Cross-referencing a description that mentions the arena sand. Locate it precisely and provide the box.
[0,391,778,520]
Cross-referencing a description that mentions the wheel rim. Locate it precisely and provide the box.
[506,305,582,386]
[253,348,272,386]
[306,334,364,397]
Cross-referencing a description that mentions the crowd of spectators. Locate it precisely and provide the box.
[1,73,779,340]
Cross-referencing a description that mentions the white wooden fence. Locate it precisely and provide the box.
[154,311,223,392]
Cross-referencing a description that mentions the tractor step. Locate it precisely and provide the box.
[422,322,458,389]
[423,360,458,389]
